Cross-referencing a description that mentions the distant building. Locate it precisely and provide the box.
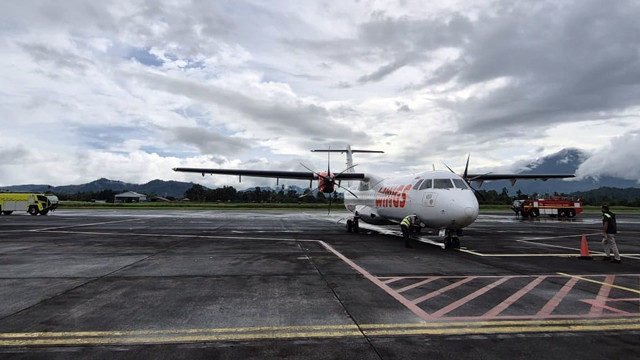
[114,191,147,203]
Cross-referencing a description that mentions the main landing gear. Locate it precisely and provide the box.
[346,216,360,233]
[443,229,461,250]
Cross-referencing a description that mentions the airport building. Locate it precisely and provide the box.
[114,191,147,203]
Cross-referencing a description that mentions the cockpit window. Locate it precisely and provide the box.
[419,179,432,190]
[452,178,469,189]
[434,178,454,189]
[414,179,424,189]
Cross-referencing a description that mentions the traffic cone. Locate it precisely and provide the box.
[579,234,592,260]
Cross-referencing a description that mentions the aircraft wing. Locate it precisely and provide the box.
[465,173,574,186]
[466,174,574,181]
[173,167,366,180]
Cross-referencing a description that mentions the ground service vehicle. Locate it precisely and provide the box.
[512,197,583,218]
[0,192,54,215]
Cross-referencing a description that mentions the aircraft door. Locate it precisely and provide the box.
[422,192,437,207]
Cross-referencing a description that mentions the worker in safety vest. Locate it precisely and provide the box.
[601,205,621,263]
[401,214,418,248]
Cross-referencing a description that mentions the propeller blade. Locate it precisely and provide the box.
[442,161,456,174]
[334,163,359,177]
[463,154,470,179]
[471,187,485,201]
[336,183,359,198]
[299,162,318,175]
[468,172,492,182]
[299,186,320,198]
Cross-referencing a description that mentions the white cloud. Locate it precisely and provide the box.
[1,0,640,189]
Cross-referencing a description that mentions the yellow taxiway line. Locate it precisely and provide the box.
[2,318,640,347]
[558,272,640,295]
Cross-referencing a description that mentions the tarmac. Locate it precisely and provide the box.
[0,209,639,359]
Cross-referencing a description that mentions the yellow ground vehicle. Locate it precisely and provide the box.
[0,192,54,215]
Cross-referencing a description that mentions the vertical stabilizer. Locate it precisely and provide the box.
[345,145,354,172]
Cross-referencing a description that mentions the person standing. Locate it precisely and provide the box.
[601,205,621,263]
[401,215,417,248]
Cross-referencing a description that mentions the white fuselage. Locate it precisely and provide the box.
[344,170,479,230]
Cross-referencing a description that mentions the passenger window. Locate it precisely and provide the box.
[414,179,424,190]
[419,179,432,190]
[434,179,454,189]
[452,178,469,189]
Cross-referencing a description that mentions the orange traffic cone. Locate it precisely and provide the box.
[579,234,592,260]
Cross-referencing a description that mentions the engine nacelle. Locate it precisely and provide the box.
[355,205,394,225]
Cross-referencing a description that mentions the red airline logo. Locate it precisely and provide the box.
[375,184,412,208]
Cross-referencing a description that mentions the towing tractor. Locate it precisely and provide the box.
[512,197,583,218]
[0,192,54,215]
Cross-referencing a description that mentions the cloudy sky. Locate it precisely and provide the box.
[2,0,640,189]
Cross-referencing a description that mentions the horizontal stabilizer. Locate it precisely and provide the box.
[311,149,384,154]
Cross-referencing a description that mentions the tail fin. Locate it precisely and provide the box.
[311,145,384,172]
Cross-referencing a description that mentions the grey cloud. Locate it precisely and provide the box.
[396,104,411,113]
[357,55,414,84]
[357,12,472,54]
[132,71,369,144]
[0,145,28,165]
[576,131,640,181]
[288,12,473,82]
[20,43,93,72]
[168,126,249,156]
[438,0,640,133]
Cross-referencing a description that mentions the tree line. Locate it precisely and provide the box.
[56,185,342,204]
[54,185,640,206]
[183,184,342,203]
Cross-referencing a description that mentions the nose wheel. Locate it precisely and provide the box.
[443,230,460,249]
[346,217,360,233]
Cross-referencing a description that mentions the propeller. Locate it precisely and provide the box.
[443,155,486,200]
[299,148,359,214]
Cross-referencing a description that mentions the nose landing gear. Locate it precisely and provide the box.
[443,229,461,249]
[346,216,360,233]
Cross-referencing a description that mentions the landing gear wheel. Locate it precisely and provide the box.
[452,237,461,249]
[444,236,453,249]
[346,218,360,233]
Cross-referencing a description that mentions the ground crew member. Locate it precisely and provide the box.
[601,205,621,263]
[401,214,417,248]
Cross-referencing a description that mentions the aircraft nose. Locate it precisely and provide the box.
[444,193,479,228]
[453,205,477,227]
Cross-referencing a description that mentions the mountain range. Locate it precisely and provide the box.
[479,148,639,195]
[2,148,638,197]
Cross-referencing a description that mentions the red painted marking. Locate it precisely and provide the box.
[318,241,432,321]
[589,275,615,317]
[430,276,513,318]
[581,299,631,315]
[537,277,579,317]
[396,277,439,294]
[483,276,548,318]
[411,277,477,305]
[381,277,404,285]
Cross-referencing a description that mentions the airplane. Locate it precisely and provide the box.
[173,146,575,249]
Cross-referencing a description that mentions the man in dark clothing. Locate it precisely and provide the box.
[401,215,417,248]
[601,205,621,263]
